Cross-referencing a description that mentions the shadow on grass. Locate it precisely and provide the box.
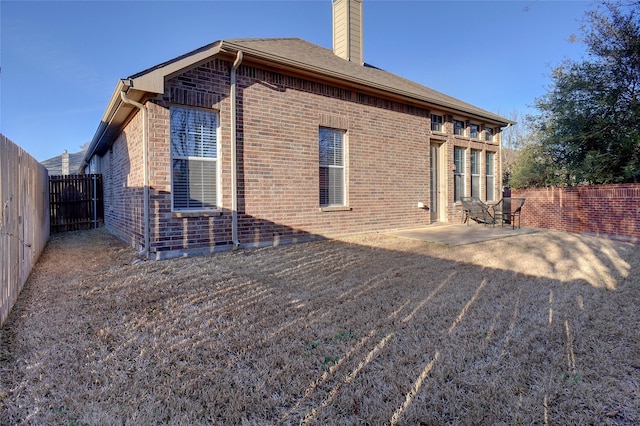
[1,229,638,425]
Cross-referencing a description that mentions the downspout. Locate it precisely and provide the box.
[120,89,150,258]
[500,123,512,197]
[231,50,243,249]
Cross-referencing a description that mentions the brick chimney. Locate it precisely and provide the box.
[332,0,363,65]
[61,150,69,175]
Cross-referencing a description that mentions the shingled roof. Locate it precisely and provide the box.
[221,38,510,124]
[84,37,512,169]
[42,149,86,176]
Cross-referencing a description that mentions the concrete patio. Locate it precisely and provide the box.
[387,223,539,246]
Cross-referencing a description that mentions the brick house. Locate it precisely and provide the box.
[82,0,513,259]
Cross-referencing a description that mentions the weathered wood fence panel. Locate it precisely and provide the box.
[1,134,50,327]
[49,174,103,233]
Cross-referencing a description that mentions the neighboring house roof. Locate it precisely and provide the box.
[83,37,514,169]
[42,149,87,176]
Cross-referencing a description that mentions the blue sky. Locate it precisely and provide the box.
[1,0,595,162]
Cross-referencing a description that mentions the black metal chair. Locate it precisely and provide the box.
[491,198,526,229]
[460,197,498,226]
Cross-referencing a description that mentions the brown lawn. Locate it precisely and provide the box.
[1,228,638,425]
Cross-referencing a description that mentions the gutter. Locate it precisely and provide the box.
[80,80,128,172]
[119,86,150,259]
[500,123,512,195]
[220,40,513,126]
[230,50,243,249]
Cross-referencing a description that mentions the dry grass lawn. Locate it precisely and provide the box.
[1,228,639,425]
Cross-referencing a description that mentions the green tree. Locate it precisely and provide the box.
[516,1,640,187]
[509,139,563,188]
[499,109,535,187]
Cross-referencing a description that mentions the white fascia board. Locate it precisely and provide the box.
[127,42,225,93]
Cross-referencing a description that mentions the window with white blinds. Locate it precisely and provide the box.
[319,127,345,207]
[170,106,219,211]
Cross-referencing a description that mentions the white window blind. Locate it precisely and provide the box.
[319,127,345,206]
[170,106,219,210]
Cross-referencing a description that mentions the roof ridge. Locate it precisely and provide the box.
[225,37,303,42]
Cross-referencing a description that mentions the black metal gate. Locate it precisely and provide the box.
[49,174,103,233]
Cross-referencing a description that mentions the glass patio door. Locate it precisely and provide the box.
[430,144,440,222]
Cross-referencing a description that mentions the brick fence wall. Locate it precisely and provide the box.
[512,184,640,243]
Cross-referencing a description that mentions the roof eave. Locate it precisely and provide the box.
[82,38,514,172]
[82,42,227,171]
[127,41,225,92]
[220,40,513,126]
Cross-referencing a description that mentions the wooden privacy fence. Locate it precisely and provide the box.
[49,174,104,233]
[1,134,49,326]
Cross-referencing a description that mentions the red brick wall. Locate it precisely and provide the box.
[512,184,640,243]
[102,113,146,251]
[236,67,431,246]
[100,57,503,258]
[143,60,433,257]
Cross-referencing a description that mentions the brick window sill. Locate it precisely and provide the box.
[320,206,352,212]
[172,210,224,219]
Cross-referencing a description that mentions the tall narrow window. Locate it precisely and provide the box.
[170,106,219,211]
[319,127,345,207]
[471,149,481,198]
[431,114,443,132]
[454,147,466,202]
[486,151,495,201]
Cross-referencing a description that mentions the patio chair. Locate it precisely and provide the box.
[460,197,497,226]
[491,197,526,229]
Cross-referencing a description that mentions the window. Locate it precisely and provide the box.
[431,114,443,132]
[485,127,493,142]
[454,120,465,136]
[170,106,219,211]
[471,150,481,198]
[470,124,480,139]
[486,152,495,201]
[319,127,345,206]
[454,147,466,202]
